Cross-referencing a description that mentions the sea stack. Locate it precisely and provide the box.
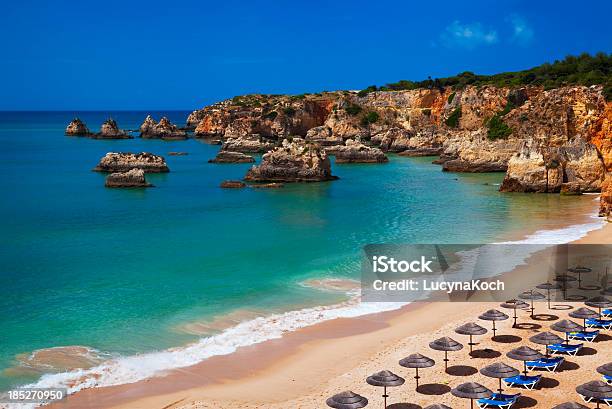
[209,150,255,163]
[96,119,132,139]
[65,118,91,136]
[140,116,187,139]
[93,152,170,173]
[244,138,337,182]
[105,168,152,188]
[327,139,388,163]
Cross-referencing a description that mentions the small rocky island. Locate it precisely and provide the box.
[209,150,255,163]
[326,139,388,163]
[244,139,337,182]
[221,136,276,153]
[105,168,152,188]
[94,119,132,139]
[140,116,187,139]
[93,152,170,173]
[65,118,91,136]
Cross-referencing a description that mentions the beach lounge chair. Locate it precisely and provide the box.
[503,375,541,390]
[580,394,612,406]
[547,342,583,356]
[603,308,612,318]
[477,392,521,409]
[525,356,564,372]
[605,374,612,385]
[586,318,612,330]
[567,330,600,342]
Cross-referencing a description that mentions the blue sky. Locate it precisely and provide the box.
[2,0,611,110]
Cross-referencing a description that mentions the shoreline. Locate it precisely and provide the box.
[42,199,611,409]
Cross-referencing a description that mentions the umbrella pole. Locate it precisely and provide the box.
[547,288,551,309]
[498,377,503,393]
[492,320,497,338]
[470,398,474,409]
[469,334,474,356]
[444,350,449,371]
[415,367,419,389]
[383,385,387,409]
[530,298,535,318]
[545,342,550,358]
[523,361,528,376]
[513,308,518,328]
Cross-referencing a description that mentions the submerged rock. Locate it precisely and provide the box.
[95,119,131,139]
[244,138,337,182]
[168,151,188,156]
[105,168,152,188]
[250,183,284,188]
[327,139,388,163]
[140,116,187,139]
[220,180,247,188]
[208,150,255,163]
[65,118,91,136]
[93,152,169,173]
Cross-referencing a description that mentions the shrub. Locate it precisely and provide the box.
[445,107,461,128]
[345,104,362,116]
[358,85,378,97]
[283,107,296,117]
[604,82,612,102]
[422,108,431,116]
[487,115,512,140]
[361,111,380,126]
[447,92,456,104]
[264,111,278,121]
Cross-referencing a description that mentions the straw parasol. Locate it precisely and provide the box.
[518,290,545,318]
[506,346,544,375]
[552,403,590,409]
[478,309,509,338]
[480,362,520,393]
[569,307,600,328]
[568,266,593,289]
[551,319,585,344]
[455,322,487,355]
[575,381,612,409]
[399,353,435,389]
[536,282,562,309]
[555,274,577,299]
[429,337,463,371]
[530,331,563,358]
[326,391,369,409]
[451,382,492,409]
[424,405,453,409]
[500,299,530,327]
[596,362,612,377]
[366,370,404,409]
[585,296,612,317]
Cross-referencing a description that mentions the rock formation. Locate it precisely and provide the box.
[105,168,152,188]
[221,136,276,153]
[65,118,91,136]
[209,150,255,163]
[93,152,169,173]
[244,139,337,182]
[95,119,131,139]
[168,152,188,156]
[140,116,187,139]
[327,139,388,163]
[220,180,246,188]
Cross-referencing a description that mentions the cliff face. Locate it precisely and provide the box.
[188,85,610,216]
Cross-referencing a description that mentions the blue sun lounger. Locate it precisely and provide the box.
[603,308,612,318]
[525,356,564,372]
[580,394,612,406]
[477,393,521,409]
[503,375,541,390]
[586,318,612,330]
[567,330,600,342]
[547,342,583,356]
[605,374,612,385]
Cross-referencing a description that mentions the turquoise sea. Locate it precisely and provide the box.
[0,111,603,392]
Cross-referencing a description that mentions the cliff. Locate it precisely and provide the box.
[139,116,187,139]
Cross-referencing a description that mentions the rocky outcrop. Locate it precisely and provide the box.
[221,136,276,153]
[65,118,91,136]
[95,119,131,139]
[209,151,255,163]
[105,168,152,188]
[93,152,169,173]
[220,180,246,188]
[140,116,187,139]
[168,152,188,156]
[327,139,388,163]
[250,182,284,188]
[244,139,337,182]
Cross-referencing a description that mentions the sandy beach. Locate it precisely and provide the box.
[43,203,611,409]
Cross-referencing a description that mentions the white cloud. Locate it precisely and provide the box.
[440,21,498,49]
[508,14,534,45]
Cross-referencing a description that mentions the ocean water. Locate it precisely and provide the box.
[0,111,604,393]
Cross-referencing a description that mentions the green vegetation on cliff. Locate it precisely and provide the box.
[360,53,612,100]
[487,115,512,140]
[445,107,461,128]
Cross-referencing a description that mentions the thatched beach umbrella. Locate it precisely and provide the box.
[451,382,492,409]
[506,346,544,376]
[424,405,453,409]
[551,319,585,344]
[575,381,612,409]
[518,290,545,318]
[585,296,612,317]
[568,266,593,289]
[552,402,590,409]
[366,370,404,409]
[555,274,577,299]
[536,282,562,309]
[570,307,600,328]
[455,322,487,355]
[326,391,369,409]
[478,309,509,338]
[480,362,520,393]
[530,331,564,358]
[399,353,435,389]
[500,299,530,327]
[429,337,463,371]
[596,362,612,377]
